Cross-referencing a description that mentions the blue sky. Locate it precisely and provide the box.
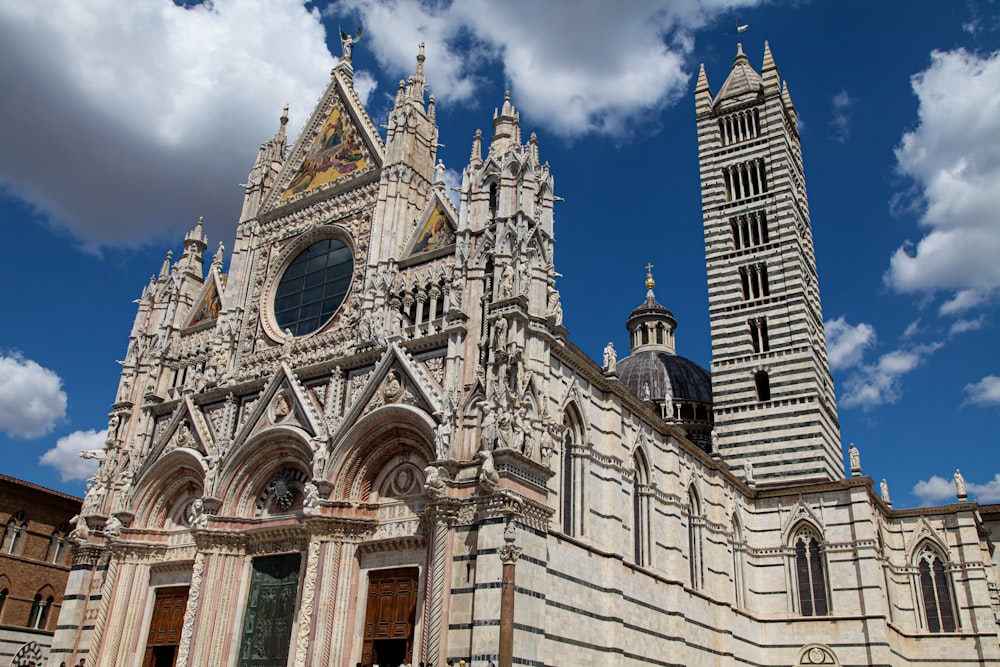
[0,0,998,507]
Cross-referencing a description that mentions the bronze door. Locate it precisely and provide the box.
[141,586,189,667]
[237,553,302,667]
[361,567,418,666]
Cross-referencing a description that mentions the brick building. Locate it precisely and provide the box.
[1,475,82,666]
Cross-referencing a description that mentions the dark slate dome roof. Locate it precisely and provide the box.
[617,350,713,404]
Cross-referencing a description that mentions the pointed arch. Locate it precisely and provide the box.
[790,522,829,616]
[731,512,746,607]
[28,585,57,630]
[560,402,586,536]
[633,448,652,567]
[688,485,703,588]
[913,540,958,632]
[3,510,27,556]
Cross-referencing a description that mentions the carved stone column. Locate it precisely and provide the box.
[497,523,522,667]
[174,550,204,666]
[292,536,322,666]
[420,499,460,665]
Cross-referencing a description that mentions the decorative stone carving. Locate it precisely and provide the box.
[266,469,296,511]
[68,514,89,544]
[880,478,891,506]
[848,442,861,476]
[475,449,499,492]
[104,514,122,539]
[303,481,321,514]
[424,466,447,499]
[382,370,403,402]
[954,469,967,500]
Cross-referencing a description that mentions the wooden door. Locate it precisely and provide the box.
[237,553,302,667]
[361,567,419,666]
[141,586,189,667]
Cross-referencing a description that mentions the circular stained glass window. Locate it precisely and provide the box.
[274,238,353,336]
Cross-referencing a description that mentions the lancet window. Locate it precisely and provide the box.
[722,159,768,202]
[916,545,957,632]
[730,211,769,250]
[688,488,703,589]
[633,450,651,567]
[46,522,69,564]
[28,593,54,630]
[739,264,770,300]
[718,109,761,146]
[754,370,771,402]
[4,511,26,555]
[732,516,746,607]
[749,318,770,353]
[793,527,828,616]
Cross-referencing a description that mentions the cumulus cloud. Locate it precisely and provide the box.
[963,375,1000,407]
[825,316,875,371]
[840,342,942,409]
[885,48,1000,307]
[39,429,106,482]
[913,473,1000,505]
[333,0,763,137]
[0,0,349,250]
[828,89,854,142]
[0,353,67,438]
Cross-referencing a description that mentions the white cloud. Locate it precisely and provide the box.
[0,353,67,438]
[886,48,1000,307]
[901,319,922,338]
[963,375,1000,407]
[949,317,984,335]
[828,89,854,142]
[912,473,1000,505]
[39,429,105,482]
[334,0,763,138]
[840,342,942,409]
[0,0,341,249]
[939,288,992,315]
[825,316,875,371]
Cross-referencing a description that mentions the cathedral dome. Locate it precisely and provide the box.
[617,350,712,405]
[616,267,714,452]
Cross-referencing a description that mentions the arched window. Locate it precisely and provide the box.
[631,449,652,566]
[0,588,7,623]
[561,409,585,537]
[793,527,828,616]
[732,515,746,607]
[917,545,957,632]
[754,371,771,402]
[47,523,69,564]
[4,511,26,555]
[688,487,703,588]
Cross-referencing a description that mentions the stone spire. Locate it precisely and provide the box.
[178,216,208,276]
[490,91,521,155]
[469,129,483,166]
[406,42,427,104]
[713,42,763,108]
[694,63,713,115]
[761,40,780,94]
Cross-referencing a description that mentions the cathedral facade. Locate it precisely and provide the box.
[51,41,1000,667]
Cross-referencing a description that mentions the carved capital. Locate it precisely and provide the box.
[498,543,522,565]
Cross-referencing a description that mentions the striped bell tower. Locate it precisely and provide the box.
[695,42,842,483]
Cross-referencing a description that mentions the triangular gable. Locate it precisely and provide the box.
[261,69,385,213]
[141,397,212,474]
[781,497,825,542]
[185,270,225,328]
[333,343,443,445]
[404,194,457,259]
[232,363,324,447]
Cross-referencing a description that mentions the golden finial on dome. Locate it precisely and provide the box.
[645,262,655,290]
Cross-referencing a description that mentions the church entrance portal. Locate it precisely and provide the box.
[141,585,189,667]
[237,553,302,667]
[361,567,419,666]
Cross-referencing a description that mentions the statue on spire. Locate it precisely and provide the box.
[339,26,363,64]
